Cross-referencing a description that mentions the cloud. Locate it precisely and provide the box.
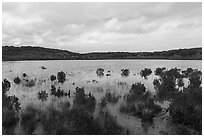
[2,2,202,52]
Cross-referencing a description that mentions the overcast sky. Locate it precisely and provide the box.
[2,2,202,53]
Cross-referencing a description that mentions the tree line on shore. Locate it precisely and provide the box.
[2,46,202,61]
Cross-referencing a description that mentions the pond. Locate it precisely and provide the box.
[2,60,202,135]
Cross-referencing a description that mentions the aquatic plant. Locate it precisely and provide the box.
[140,68,152,78]
[96,68,104,76]
[20,105,42,134]
[50,75,56,81]
[98,110,126,135]
[14,77,21,84]
[125,82,146,102]
[188,70,201,88]
[23,73,27,77]
[2,81,21,135]
[103,91,120,104]
[153,68,202,133]
[100,97,107,108]
[25,79,35,87]
[153,79,161,87]
[155,67,166,76]
[57,71,66,83]
[41,106,101,135]
[73,87,96,113]
[2,79,11,94]
[121,69,130,76]
[182,67,194,77]
[177,78,184,87]
[92,79,98,83]
[51,87,67,98]
[37,90,48,102]
[2,106,19,135]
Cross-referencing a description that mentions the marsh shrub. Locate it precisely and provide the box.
[2,81,21,135]
[14,77,21,84]
[98,111,126,135]
[23,73,27,77]
[2,79,11,94]
[96,68,104,76]
[25,79,35,87]
[20,106,43,134]
[126,82,146,102]
[51,86,67,98]
[107,92,120,103]
[57,71,66,83]
[153,68,202,133]
[140,68,152,78]
[121,69,130,76]
[155,67,166,76]
[50,75,56,81]
[73,87,96,113]
[37,90,48,101]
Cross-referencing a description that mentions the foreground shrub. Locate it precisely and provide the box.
[125,82,146,102]
[20,105,41,134]
[2,79,11,94]
[73,87,96,113]
[98,111,126,135]
[2,82,21,135]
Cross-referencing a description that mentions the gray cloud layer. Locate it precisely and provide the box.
[2,2,202,52]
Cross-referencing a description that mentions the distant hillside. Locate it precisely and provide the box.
[2,46,80,61]
[2,46,202,61]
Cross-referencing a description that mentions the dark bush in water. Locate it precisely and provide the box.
[51,86,67,98]
[121,69,130,76]
[125,82,146,102]
[14,77,21,84]
[155,67,166,76]
[57,71,66,83]
[73,87,96,113]
[102,91,120,104]
[140,68,152,78]
[25,79,35,87]
[50,75,56,81]
[2,79,11,94]
[37,90,48,101]
[96,68,104,76]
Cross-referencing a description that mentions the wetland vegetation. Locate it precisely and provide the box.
[2,60,202,135]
